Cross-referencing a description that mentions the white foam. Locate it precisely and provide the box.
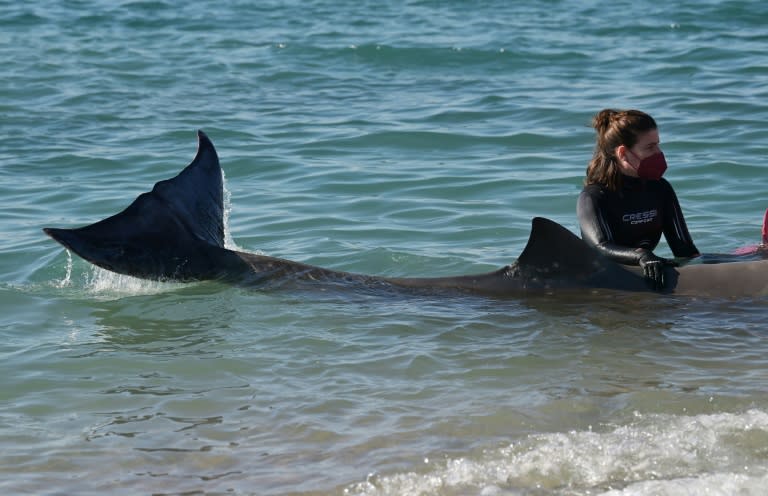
[344,409,768,496]
[599,472,768,496]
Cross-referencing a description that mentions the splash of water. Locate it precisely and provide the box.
[221,171,264,256]
[84,267,184,298]
[53,249,73,288]
[222,170,237,250]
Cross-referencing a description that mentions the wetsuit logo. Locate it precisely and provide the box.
[623,209,658,225]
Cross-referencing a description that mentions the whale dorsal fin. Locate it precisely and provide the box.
[514,217,643,289]
[516,217,604,277]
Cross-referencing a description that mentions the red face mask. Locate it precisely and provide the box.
[627,150,667,180]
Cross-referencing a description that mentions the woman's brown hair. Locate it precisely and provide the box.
[585,109,658,191]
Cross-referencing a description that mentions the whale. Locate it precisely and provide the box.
[43,131,768,298]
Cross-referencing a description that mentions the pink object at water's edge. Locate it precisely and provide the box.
[732,209,768,255]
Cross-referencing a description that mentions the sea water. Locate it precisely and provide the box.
[2,1,768,494]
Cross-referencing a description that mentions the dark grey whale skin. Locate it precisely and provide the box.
[43,131,768,298]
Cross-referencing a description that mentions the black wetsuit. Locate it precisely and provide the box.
[577,176,699,265]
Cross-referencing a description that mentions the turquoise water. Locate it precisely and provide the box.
[3,1,768,494]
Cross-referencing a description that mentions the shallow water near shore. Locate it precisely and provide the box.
[2,1,768,494]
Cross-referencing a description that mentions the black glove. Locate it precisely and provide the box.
[638,251,677,291]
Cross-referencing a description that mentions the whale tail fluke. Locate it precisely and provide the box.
[43,131,225,280]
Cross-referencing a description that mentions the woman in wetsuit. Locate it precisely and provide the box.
[577,109,700,290]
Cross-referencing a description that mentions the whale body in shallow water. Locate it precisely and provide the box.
[43,131,768,298]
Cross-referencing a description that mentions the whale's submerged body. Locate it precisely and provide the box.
[44,131,768,298]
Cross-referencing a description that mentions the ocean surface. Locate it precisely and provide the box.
[2,1,768,494]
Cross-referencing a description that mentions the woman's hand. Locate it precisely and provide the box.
[638,250,677,290]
